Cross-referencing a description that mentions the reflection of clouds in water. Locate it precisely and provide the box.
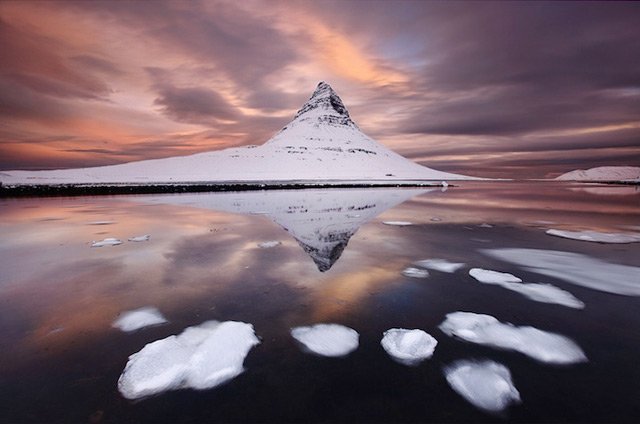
[482,248,640,296]
[546,229,640,243]
[439,312,587,364]
[118,321,260,400]
[444,359,521,414]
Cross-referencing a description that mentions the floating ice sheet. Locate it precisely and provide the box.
[402,267,430,278]
[439,312,587,364]
[381,329,437,365]
[118,321,260,400]
[414,259,465,273]
[112,307,168,332]
[444,359,521,414]
[91,237,122,247]
[87,220,115,225]
[291,324,359,357]
[257,241,281,248]
[469,268,521,284]
[382,221,413,226]
[468,268,584,308]
[128,234,150,242]
[546,229,640,244]
[481,248,640,296]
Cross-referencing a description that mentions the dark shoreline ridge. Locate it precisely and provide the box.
[0,181,450,198]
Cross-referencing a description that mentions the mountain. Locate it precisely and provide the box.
[0,82,472,186]
[140,187,431,271]
[555,166,640,182]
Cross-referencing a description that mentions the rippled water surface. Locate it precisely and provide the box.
[1,182,639,423]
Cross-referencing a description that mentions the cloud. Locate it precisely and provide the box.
[153,84,240,125]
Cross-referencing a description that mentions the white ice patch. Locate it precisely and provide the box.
[439,312,587,364]
[444,360,521,414]
[88,220,115,225]
[118,321,260,400]
[257,241,281,248]
[481,248,640,296]
[128,234,150,242]
[414,259,465,273]
[546,229,640,244]
[479,223,493,228]
[291,324,359,357]
[112,307,168,332]
[91,237,122,247]
[381,329,437,365]
[402,267,430,278]
[469,268,522,284]
[382,221,413,226]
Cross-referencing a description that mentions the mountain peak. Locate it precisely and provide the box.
[293,81,352,124]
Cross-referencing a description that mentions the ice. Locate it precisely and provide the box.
[402,267,430,278]
[128,234,151,242]
[381,329,437,365]
[257,241,281,248]
[291,324,359,357]
[439,312,587,364]
[482,248,640,296]
[469,268,522,284]
[479,223,493,228]
[546,229,640,244]
[112,307,168,332]
[118,321,260,400]
[382,221,413,226]
[88,220,116,225]
[91,237,122,247]
[414,259,465,273]
[444,360,521,414]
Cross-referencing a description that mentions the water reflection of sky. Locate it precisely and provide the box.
[0,182,639,422]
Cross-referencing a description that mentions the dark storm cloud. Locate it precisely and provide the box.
[153,84,240,124]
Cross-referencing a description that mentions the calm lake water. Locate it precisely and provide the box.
[1,182,639,423]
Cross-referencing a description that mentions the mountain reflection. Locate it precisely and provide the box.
[142,188,430,271]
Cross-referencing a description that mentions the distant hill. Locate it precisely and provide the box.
[555,166,640,182]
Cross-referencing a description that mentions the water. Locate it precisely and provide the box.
[0,182,638,423]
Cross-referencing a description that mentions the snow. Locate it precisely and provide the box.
[381,329,437,365]
[257,241,281,248]
[291,324,359,357]
[546,229,640,243]
[444,360,521,414]
[439,312,587,364]
[88,220,115,225]
[482,248,640,296]
[414,259,465,273]
[0,82,472,186]
[469,268,522,284]
[402,267,430,278]
[555,166,640,181]
[112,307,168,332]
[118,321,260,400]
[382,221,413,226]
[128,234,151,242]
[91,237,122,247]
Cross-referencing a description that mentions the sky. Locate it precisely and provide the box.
[0,0,638,179]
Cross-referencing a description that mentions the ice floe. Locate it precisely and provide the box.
[546,229,640,244]
[468,267,584,308]
[91,237,122,247]
[87,220,116,225]
[128,234,150,242]
[382,221,413,226]
[257,241,281,248]
[444,359,521,414]
[118,321,260,400]
[291,324,359,357]
[402,267,430,278]
[481,248,640,296]
[112,307,168,332]
[381,329,437,365]
[469,268,521,284]
[414,259,465,273]
[439,312,587,364]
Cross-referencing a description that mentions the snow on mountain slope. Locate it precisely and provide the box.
[0,82,471,186]
[555,166,640,182]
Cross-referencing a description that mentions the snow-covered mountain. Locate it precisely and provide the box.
[141,187,431,271]
[0,82,471,186]
[555,166,640,182]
